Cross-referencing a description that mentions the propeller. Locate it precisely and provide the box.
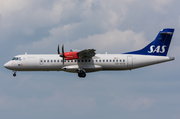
[57,44,65,64]
[57,44,60,54]
[61,44,64,57]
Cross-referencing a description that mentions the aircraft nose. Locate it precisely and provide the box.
[4,62,9,68]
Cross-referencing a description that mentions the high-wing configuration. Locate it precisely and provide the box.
[57,44,96,64]
[4,28,175,78]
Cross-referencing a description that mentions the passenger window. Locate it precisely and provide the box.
[120,60,121,62]
[74,60,76,62]
[106,60,108,62]
[92,60,94,62]
[109,60,111,62]
[82,60,84,62]
[89,60,91,62]
[54,60,56,62]
[51,60,53,62]
[103,60,105,62]
[41,60,43,62]
[44,60,46,62]
[78,60,80,62]
[96,60,98,62]
[47,60,49,62]
[71,60,73,62]
[57,60,59,62]
[113,60,115,62]
[85,60,87,62]
[116,60,118,62]
[123,60,125,62]
[99,60,101,62]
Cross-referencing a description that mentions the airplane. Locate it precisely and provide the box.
[4,28,175,78]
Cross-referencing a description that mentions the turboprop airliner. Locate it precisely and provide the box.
[4,28,175,78]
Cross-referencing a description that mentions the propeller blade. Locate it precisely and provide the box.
[62,44,65,64]
[57,44,60,55]
[62,44,64,56]
[58,44,65,64]
[63,57,65,64]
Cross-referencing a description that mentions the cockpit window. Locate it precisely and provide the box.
[12,57,21,61]
[19,57,22,61]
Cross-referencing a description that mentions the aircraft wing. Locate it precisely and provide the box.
[77,49,96,59]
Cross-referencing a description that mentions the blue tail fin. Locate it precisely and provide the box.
[124,28,174,56]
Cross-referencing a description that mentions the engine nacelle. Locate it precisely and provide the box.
[61,52,79,60]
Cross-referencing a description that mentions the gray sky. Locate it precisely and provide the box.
[1,0,180,119]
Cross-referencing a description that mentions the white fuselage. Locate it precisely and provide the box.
[4,54,174,73]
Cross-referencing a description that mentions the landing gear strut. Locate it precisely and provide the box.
[13,71,17,77]
[78,70,86,78]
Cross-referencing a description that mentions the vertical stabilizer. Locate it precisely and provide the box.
[124,28,174,56]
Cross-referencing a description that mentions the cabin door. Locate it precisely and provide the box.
[127,56,133,68]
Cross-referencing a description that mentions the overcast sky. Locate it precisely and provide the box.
[0,0,180,119]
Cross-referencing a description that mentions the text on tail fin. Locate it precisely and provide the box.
[124,28,174,56]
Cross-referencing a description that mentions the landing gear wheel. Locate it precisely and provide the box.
[81,72,86,78]
[13,73,16,77]
[78,70,86,78]
[13,71,17,77]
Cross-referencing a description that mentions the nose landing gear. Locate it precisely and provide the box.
[13,71,17,77]
[13,73,16,77]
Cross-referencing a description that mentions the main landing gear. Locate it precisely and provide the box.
[13,71,17,77]
[78,70,86,78]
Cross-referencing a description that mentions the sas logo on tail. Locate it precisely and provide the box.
[148,45,166,53]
